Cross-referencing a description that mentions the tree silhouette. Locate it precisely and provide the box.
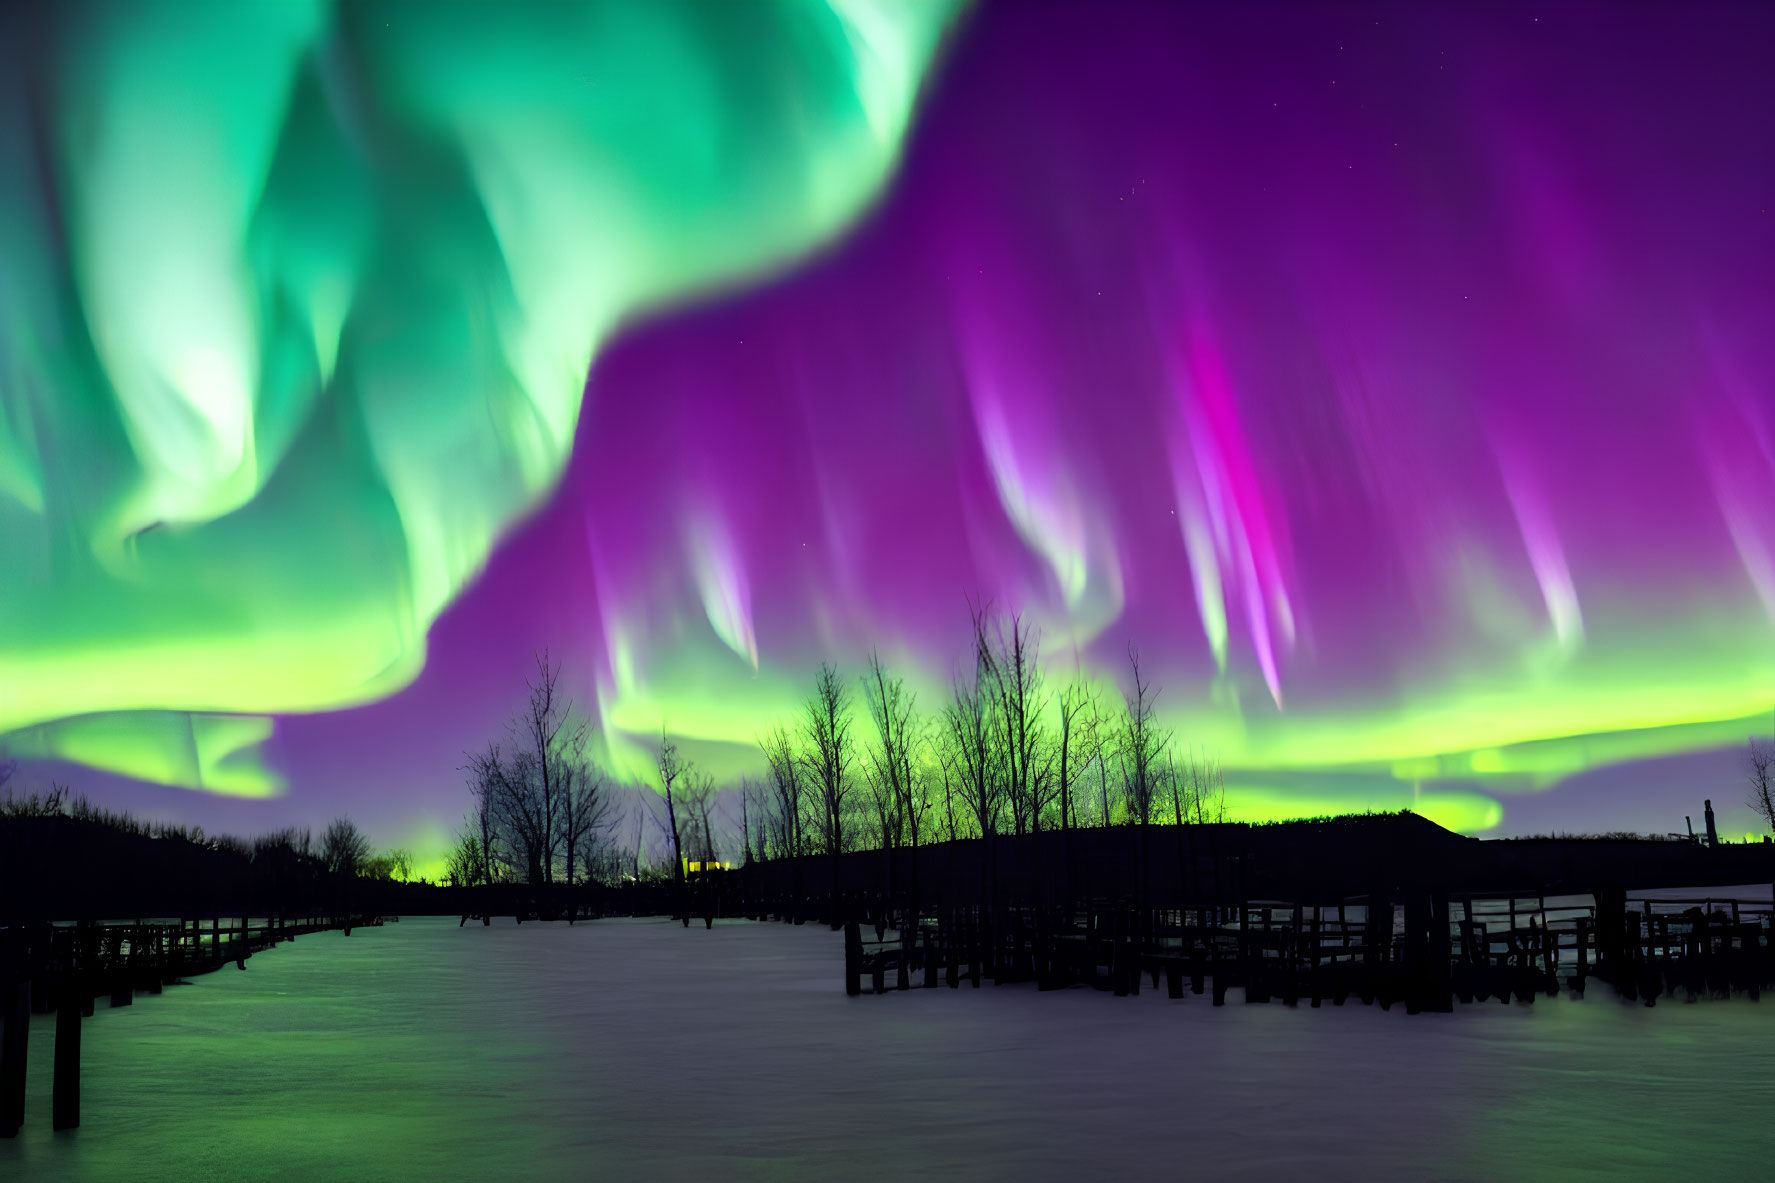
[1747,739,1775,834]
[321,816,371,878]
[800,663,856,926]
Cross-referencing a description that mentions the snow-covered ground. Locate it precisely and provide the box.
[5,915,1771,1182]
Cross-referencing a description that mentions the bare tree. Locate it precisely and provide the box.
[759,723,805,864]
[489,748,547,885]
[741,777,771,865]
[254,826,314,863]
[1055,677,1103,892]
[1187,750,1228,825]
[738,775,760,864]
[862,650,924,910]
[583,801,632,887]
[459,742,509,885]
[799,663,856,925]
[901,720,934,856]
[1094,714,1118,828]
[862,755,898,862]
[680,771,718,867]
[979,611,1050,836]
[1056,680,1103,832]
[1748,739,1775,834]
[932,743,961,843]
[1166,750,1188,828]
[321,815,372,878]
[508,651,578,885]
[758,721,806,917]
[627,793,650,882]
[1117,645,1169,827]
[445,827,483,888]
[657,729,692,926]
[679,769,721,928]
[1117,646,1172,911]
[454,653,616,909]
[943,625,1005,904]
[559,756,611,921]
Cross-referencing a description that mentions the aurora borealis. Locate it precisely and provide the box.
[5,1,1775,859]
[0,0,961,790]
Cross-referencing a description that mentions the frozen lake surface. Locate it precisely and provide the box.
[4,915,1772,1181]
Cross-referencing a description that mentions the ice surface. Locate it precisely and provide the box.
[4,916,1772,1181]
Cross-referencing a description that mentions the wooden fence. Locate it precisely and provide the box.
[1,913,381,1137]
[820,889,1774,1010]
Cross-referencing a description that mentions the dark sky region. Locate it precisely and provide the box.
[4,1,1774,870]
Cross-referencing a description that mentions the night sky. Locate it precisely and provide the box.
[5,1,1774,867]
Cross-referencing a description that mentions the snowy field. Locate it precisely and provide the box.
[4,915,1772,1182]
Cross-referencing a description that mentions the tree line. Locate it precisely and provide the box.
[738,606,1230,858]
[0,776,411,882]
[728,606,1230,918]
[448,608,1233,919]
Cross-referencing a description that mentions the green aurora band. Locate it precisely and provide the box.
[0,0,964,792]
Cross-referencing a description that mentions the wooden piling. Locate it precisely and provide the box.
[1,978,28,1138]
[1572,915,1590,995]
[1364,893,1393,976]
[1282,904,1302,1007]
[843,919,862,996]
[1403,892,1429,1014]
[1127,910,1142,997]
[1428,892,1453,1012]
[53,974,82,1131]
[945,911,960,988]
[969,914,983,988]
[1592,884,1624,981]
[1111,910,1130,997]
